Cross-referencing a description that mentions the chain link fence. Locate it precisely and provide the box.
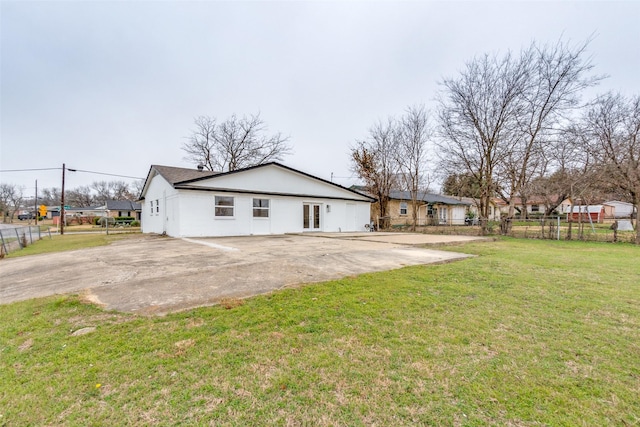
[0,225,51,257]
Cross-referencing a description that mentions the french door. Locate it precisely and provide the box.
[303,203,321,231]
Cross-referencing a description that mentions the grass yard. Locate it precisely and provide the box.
[1,239,639,425]
[5,233,139,258]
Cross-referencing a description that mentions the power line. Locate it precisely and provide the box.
[70,169,144,180]
[0,167,61,172]
[0,166,144,180]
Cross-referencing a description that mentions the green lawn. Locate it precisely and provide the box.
[1,239,639,425]
[5,233,139,258]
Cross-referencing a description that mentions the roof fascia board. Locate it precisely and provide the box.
[174,185,375,202]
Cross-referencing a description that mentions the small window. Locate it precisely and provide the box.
[155,200,160,215]
[253,198,270,218]
[149,201,153,216]
[400,202,408,216]
[531,204,540,212]
[215,196,234,217]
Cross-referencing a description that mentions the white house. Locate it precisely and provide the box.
[603,200,635,218]
[139,163,374,237]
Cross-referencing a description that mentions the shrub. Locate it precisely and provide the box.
[130,220,140,227]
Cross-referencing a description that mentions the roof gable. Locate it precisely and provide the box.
[142,163,374,202]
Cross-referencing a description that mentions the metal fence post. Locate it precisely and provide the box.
[0,230,7,255]
[16,229,23,249]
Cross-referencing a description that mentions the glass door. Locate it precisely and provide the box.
[303,203,321,231]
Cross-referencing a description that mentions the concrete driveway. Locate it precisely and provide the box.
[1,232,485,315]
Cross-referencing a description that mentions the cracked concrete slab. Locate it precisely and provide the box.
[1,233,484,315]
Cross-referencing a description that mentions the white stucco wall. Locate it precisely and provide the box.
[168,191,369,237]
[141,174,178,235]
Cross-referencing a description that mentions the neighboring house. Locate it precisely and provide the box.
[567,205,606,223]
[603,200,635,218]
[102,200,142,220]
[457,197,501,221]
[494,195,564,217]
[383,191,471,226]
[139,163,374,237]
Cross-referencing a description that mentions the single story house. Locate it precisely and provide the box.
[458,197,501,221]
[139,163,374,237]
[603,200,635,219]
[495,195,565,217]
[384,191,472,226]
[101,200,142,220]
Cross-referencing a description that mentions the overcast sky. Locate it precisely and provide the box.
[2,0,639,196]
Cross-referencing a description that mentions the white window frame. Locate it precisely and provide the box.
[400,202,408,216]
[155,199,160,215]
[214,195,235,218]
[252,198,270,218]
[149,201,153,216]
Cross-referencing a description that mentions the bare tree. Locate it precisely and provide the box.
[182,116,217,171]
[583,92,640,244]
[91,181,112,204]
[351,118,399,229]
[0,183,24,223]
[66,185,94,207]
[40,187,61,206]
[111,181,135,201]
[496,39,601,229]
[182,113,292,172]
[437,50,528,234]
[130,179,145,199]
[437,38,600,235]
[395,105,431,230]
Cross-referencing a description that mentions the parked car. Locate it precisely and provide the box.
[464,216,479,226]
[18,212,35,220]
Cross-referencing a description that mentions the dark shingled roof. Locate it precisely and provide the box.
[152,165,220,185]
[105,200,141,210]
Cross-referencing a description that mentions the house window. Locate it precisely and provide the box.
[155,200,160,215]
[253,198,270,218]
[149,201,153,216]
[400,202,408,216]
[215,196,234,217]
[531,204,540,212]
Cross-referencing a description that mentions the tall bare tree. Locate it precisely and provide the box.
[437,39,601,234]
[351,118,399,229]
[583,92,640,244]
[496,40,601,229]
[395,105,431,230]
[182,116,217,171]
[437,50,528,234]
[182,113,292,172]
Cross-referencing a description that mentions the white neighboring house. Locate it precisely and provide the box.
[139,163,374,237]
[603,200,635,218]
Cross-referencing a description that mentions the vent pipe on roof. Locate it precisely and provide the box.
[197,164,204,171]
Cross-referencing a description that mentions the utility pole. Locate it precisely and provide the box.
[61,163,65,235]
[34,179,38,225]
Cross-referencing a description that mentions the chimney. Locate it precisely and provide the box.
[197,164,204,171]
